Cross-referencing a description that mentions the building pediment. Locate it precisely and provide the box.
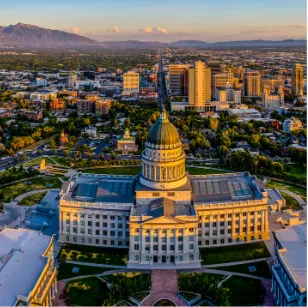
[141,215,185,225]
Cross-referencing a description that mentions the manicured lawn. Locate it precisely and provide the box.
[265,179,306,199]
[66,277,108,306]
[280,192,303,210]
[199,242,271,265]
[52,156,71,167]
[216,261,272,278]
[0,176,62,202]
[83,166,140,175]
[57,262,112,280]
[82,166,228,176]
[58,244,128,265]
[186,167,229,175]
[23,157,57,167]
[19,191,47,206]
[223,276,265,306]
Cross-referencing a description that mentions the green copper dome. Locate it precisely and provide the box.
[147,109,180,146]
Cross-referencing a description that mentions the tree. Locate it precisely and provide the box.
[0,191,4,213]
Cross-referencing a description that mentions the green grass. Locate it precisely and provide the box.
[66,277,108,306]
[265,179,306,199]
[0,176,62,202]
[216,261,272,278]
[280,192,303,210]
[287,164,307,180]
[82,166,141,175]
[58,244,128,265]
[200,242,271,265]
[23,157,57,167]
[19,191,47,206]
[57,262,113,280]
[82,166,228,176]
[223,276,264,306]
[52,156,71,167]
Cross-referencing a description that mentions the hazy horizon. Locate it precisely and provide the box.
[1,0,307,42]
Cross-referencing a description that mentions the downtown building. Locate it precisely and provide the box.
[58,109,283,269]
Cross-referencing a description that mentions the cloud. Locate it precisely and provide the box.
[141,27,168,35]
[285,24,307,29]
[63,27,79,34]
[107,26,120,34]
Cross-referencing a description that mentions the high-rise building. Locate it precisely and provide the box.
[262,86,284,110]
[123,71,140,94]
[244,70,261,97]
[169,64,190,97]
[212,73,233,98]
[67,74,77,88]
[291,63,304,96]
[188,61,211,107]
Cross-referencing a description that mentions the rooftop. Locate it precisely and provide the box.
[190,172,264,204]
[63,173,136,204]
[275,224,307,291]
[132,197,196,217]
[0,228,52,306]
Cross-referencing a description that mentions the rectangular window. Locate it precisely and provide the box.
[153,237,158,242]
[228,238,232,243]
[212,222,217,227]
[146,237,150,242]
[213,230,217,235]
[243,212,247,216]
[228,221,232,226]
[243,227,247,232]
[178,236,183,242]
[204,223,209,227]
[236,228,240,234]
[228,214,232,218]
[250,226,254,232]
[220,229,224,235]
[134,236,139,241]
[103,230,107,236]
[167,192,175,196]
[88,229,91,235]
[96,215,99,219]
[220,221,224,226]
[228,229,231,234]
[153,192,160,196]
[250,212,254,216]
[96,239,99,244]
[110,216,115,220]
[220,214,224,218]
[96,222,99,227]
[118,231,122,237]
[103,215,107,219]
[103,223,107,227]
[189,244,194,250]
[96,230,100,235]
[118,241,122,246]
[221,239,224,244]
[162,245,166,251]
[189,235,194,241]
[257,225,261,231]
[189,228,194,232]
[213,239,217,245]
[134,244,139,250]
[153,245,158,251]
[111,231,115,236]
[111,240,115,246]
[88,221,92,226]
[205,240,209,245]
[178,244,183,250]
[170,245,175,251]
[189,254,194,260]
[235,213,240,217]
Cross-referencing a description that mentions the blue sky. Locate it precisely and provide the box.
[1,0,307,41]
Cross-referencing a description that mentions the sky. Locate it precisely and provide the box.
[1,0,307,42]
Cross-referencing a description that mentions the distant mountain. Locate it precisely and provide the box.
[0,23,102,48]
[102,40,168,48]
[103,39,307,48]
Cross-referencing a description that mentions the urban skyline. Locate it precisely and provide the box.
[1,0,307,42]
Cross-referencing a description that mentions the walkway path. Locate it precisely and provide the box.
[141,270,188,306]
[261,279,277,306]
[278,189,306,206]
[201,268,269,281]
[202,257,269,268]
[64,260,126,269]
[14,188,50,202]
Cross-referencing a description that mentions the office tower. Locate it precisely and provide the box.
[123,71,140,94]
[216,88,227,101]
[231,67,244,80]
[169,64,190,97]
[67,74,77,88]
[212,73,233,98]
[207,60,221,75]
[291,63,304,96]
[244,70,261,97]
[188,61,211,107]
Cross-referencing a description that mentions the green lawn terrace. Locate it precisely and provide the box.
[81,166,230,176]
[0,176,62,202]
[58,244,128,266]
[199,241,271,265]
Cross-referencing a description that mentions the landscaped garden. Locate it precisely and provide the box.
[199,241,271,265]
[58,244,128,265]
[178,273,230,306]
[65,273,151,306]
[22,157,57,167]
[19,191,47,206]
[216,260,272,279]
[65,276,108,306]
[0,176,62,202]
[223,276,265,306]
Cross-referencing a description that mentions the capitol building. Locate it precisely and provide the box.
[59,109,284,269]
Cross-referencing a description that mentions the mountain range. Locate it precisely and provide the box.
[0,23,306,49]
[0,23,100,48]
